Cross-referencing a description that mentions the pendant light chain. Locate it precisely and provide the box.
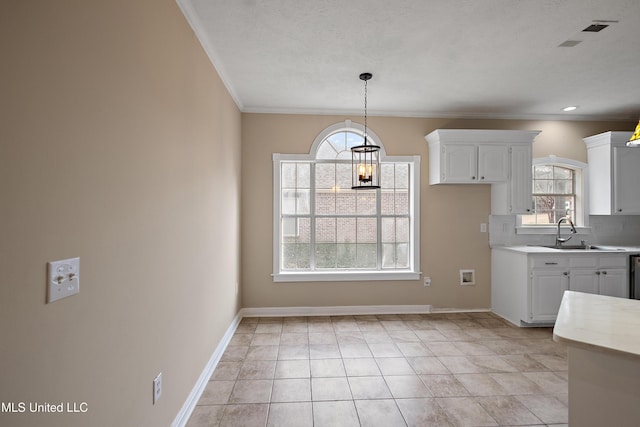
[363,77,368,146]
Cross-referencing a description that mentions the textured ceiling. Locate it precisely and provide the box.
[178,0,640,121]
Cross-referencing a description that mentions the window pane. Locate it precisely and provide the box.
[316,163,335,189]
[337,244,356,268]
[382,243,395,268]
[534,165,553,179]
[357,218,377,244]
[395,164,409,189]
[380,163,395,189]
[396,217,409,242]
[282,243,297,269]
[282,190,297,215]
[282,217,298,238]
[555,179,573,194]
[395,243,409,268]
[357,192,376,215]
[556,196,574,215]
[316,141,339,159]
[298,218,310,242]
[316,244,337,268]
[395,190,409,215]
[296,244,310,269]
[357,244,376,268]
[336,191,356,215]
[381,190,394,215]
[316,190,335,215]
[533,179,553,194]
[553,166,572,179]
[297,163,310,188]
[381,217,395,243]
[336,163,352,189]
[316,218,335,243]
[282,163,297,188]
[337,218,356,243]
[296,189,310,214]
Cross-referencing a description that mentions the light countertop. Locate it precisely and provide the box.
[554,291,640,359]
[493,245,640,254]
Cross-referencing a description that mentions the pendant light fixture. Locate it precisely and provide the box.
[351,72,381,190]
[626,118,640,147]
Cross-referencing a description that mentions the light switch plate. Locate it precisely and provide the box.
[47,257,80,303]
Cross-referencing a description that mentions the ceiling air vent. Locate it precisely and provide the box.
[583,23,609,32]
[558,40,582,47]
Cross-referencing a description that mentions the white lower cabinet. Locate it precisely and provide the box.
[492,249,630,326]
[598,268,628,298]
[569,269,600,294]
[530,270,569,323]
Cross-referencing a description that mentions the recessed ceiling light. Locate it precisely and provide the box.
[563,106,578,112]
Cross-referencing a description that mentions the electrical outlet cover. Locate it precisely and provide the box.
[47,257,80,303]
[153,373,162,404]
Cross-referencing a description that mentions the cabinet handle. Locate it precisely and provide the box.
[480,176,485,180]
[602,271,607,275]
[618,209,622,212]
[544,262,558,265]
[471,176,476,180]
[563,272,569,276]
[596,271,601,275]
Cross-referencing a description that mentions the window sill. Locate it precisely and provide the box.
[515,226,591,235]
[273,271,421,282]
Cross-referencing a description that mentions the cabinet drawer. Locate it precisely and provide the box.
[570,257,598,268]
[598,255,628,268]
[531,257,569,268]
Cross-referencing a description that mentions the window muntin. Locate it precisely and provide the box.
[522,164,576,225]
[274,124,419,281]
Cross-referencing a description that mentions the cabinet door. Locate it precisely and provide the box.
[613,147,640,214]
[569,269,599,294]
[441,144,477,182]
[509,145,533,214]
[478,145,509,182]
[598,268,628,298]
[530,270,569,322]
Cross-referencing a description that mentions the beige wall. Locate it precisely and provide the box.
[241,114,632,310]
[0,1,241,426]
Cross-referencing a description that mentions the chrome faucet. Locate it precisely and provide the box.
[556,216,577,247]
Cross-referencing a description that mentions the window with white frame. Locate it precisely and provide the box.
[273,122,420,282]
[520,157,587,228]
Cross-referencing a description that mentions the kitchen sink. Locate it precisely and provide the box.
[532,245,606,251]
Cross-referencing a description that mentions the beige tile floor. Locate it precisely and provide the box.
[186,312,568,427]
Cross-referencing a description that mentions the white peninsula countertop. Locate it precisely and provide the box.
[553,291,640,426]
[554,291,640,358]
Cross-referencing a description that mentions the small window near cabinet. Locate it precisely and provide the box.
[519,157,587,229]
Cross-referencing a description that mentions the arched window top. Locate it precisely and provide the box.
[310,120,387,160]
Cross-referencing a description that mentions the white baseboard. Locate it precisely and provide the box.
[240,305,434,317]
[173,304,492,425]
[171,312,242,427]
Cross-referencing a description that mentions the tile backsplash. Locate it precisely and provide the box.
[489,215,640,247]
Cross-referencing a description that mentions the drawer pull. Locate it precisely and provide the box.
[544,262,558,265]
[563,272,569,276]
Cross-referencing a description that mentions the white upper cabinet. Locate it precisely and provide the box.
[478,145,510,182]
[440,143,509,183]
[441,144,478,182]
[584,131,640,215]
[425,129,540,214]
